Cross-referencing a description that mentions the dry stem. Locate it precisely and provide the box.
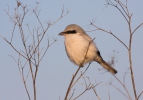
[64,38,95,100]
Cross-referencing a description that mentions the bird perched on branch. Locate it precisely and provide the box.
[59,24,117,74]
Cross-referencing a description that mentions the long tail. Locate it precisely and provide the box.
[100,60,117,74]
[96,51,117,74]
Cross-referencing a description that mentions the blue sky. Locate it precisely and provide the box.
[0,0,143,100]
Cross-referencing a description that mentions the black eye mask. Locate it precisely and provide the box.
[65,30,76,34]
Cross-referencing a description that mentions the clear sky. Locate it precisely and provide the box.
[0,0,143,100]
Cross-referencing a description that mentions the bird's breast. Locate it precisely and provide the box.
[64,35,98,66]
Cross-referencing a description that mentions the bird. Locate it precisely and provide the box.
[59,24,117,74]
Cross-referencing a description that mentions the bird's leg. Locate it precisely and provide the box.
[79,64,84,67]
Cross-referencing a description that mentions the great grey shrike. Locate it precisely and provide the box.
[59,24,117,74]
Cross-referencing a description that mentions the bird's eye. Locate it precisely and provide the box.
[66,30,76,34]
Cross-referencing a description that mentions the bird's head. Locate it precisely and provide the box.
[59,24,85,36]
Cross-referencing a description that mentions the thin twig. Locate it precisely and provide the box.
[69,89,75,100]
[82,38,95,66]
[64,66,81,100]
[70,63,91,89]
[132,22,143,35]
[123,69,129,86]
[92,86,101,100]
[10,23,16,43]
[0,35,27,59]
[90,24,128,50]
[128,13,138,100]
[39,39,57,62]
[116,0,129,17]
[29,7,69,60]
[73,77,92,100]
[113,75,132,100]
[73,88,88,100]
[110,83,129,99]
[138,91,143,100]
[4,3,69,100]
[107,0,128,22]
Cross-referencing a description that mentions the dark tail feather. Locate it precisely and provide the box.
[100,60,117,74]
[96,51,117,74]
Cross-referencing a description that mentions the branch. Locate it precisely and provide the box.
[64,38,95,100]
[70,63,91,89]
[64,66,81,100]
[92,83,101,100]
[73,77,92,100]
[69,89,75,100]
[0,35,27,59]
[29,7,69,60]
[106,0,128,22]
[70,38,95,88]
[113,75,132,100]
[90,23,128,50]
[132,22,143,35]
[138,91,143,100]
[110,82,129,100]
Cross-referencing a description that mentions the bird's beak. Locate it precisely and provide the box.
[59,31,65,36]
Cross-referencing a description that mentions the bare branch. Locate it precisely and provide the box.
[73,88,87,100]
[39,38,57,62]
[132,22,143,35]
[10,23,16,43]
[33,10,44,32]
[73,77,92,100]
[113,75,132,100]
[115,0,129,17]
[3,2,69,100]
[71,63,91,89]
[123,68,129,86]
[73,78,101,100]
[92,84,101,100]
[29,7,69,60]
[64,66,81,100]
[138,91,143,100]
[64,38,94,100]
[110,82,129,99]
[69,89,75,100]
[90,23,128,50]
[70,38,95,89]
[106,0,128,22]
[82,38,95,66]
[0,35,27,59]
